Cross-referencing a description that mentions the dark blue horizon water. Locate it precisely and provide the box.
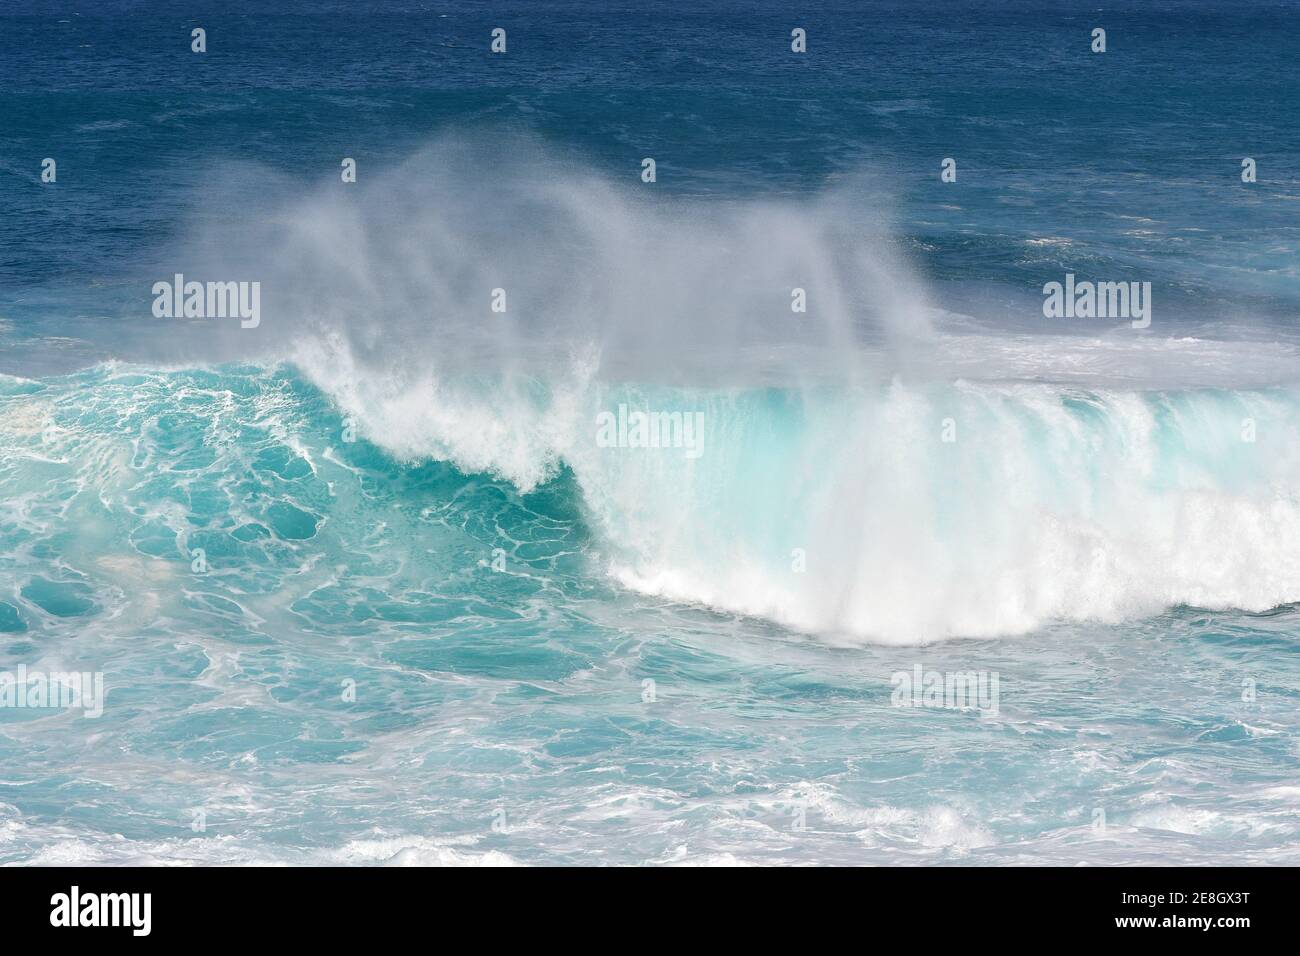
[3,0,1300,375]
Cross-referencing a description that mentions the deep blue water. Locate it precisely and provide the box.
[1,1,1298,865]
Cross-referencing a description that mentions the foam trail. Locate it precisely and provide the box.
[168,134,934,387]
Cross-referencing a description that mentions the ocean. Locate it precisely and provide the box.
[1,0,1298,865]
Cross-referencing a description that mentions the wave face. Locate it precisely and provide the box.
[280,366,1300,642]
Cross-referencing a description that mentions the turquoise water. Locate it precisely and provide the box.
[2,1,1299,864]
[2,365,1298,864]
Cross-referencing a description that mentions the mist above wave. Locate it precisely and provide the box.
[161,134,932,383]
